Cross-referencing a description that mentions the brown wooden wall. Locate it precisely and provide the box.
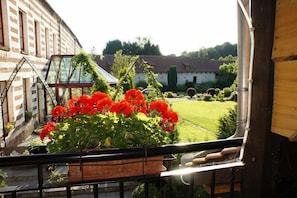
[271,0,297,141]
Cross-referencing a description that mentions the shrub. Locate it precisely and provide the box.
[135,80,147,89]
[176,84,186,93]
[217,105,237,139]
[223,87,232,97]
[206,88,216,96]
[187,87,196,98]
[195,81,216,93]
[185,81,195,89]
[215,88,221,95]
[167,66,177,91]
[224,91,238,102]
[132,183,161,198]
[165,91,177,98]
[202,94,213,101]
[216,91,225,102]
[25,111,32,122]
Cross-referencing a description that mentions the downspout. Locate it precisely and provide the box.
[237,0,255,160]
[234,0,251,138]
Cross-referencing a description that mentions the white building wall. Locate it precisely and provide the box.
[135,72,216,86]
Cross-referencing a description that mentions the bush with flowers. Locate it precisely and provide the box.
[40,89,178,153]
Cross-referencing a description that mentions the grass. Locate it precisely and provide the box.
[169,100,237,143]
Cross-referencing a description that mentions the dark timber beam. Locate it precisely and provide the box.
[241,0,282,197]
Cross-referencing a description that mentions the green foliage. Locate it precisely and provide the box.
[47,107,171,153]
[225,91,238,102]
[218,54,237,62]
[111,51,138,99]
[167,66,177,91]
[215,88,220,95]
[132,183,161,198]
[185,80,195,89]
[25,111,32,122]
[217,105,237,139]
[103,39,122,55]
[182,42,237,60]
[139,59,164,102]
[118,66,135,93]
[111,50,136,79]
[0,169,7,187]
[202,94,213,101]
[103,37,162,55]
[215,62,238,89]
[135,80,147,89]
[223,87,232,97]
[216,91,225,101]
[71,51,110,93]
[195,81,216,93]
[165,91,177,98]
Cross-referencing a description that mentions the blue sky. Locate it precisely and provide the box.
[46,0,237,55]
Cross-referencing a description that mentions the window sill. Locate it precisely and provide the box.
[20,50,29,55]
[0,45,10,51]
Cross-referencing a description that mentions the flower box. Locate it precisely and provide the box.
[68,156,164,182]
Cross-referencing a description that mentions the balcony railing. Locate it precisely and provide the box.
[0,137,244,198]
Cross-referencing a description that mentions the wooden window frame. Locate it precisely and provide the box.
[34,20,41,57]
[0,1,4,46]
[19,10,25,52]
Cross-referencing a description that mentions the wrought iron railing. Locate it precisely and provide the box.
[0,137,244,198]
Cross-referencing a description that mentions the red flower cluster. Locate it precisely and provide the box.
[148,100,179,131]
[40,121,56,141]
[40,89,179,141]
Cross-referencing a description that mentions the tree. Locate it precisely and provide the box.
[182,42,237,60]
[167,66,177,91]
[103,37,162,55]
[215,62,238,89]
[111,50,137,93]
[103,39,123,55]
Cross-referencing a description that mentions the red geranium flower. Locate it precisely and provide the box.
[91,92,113,113]
[96,97,113,113]
[67,96,80,116]
[162,109,179,123]
[124,89,147,113]
[77,95,93,114]
[40,121,56,141]
[148,100,169,114]
[110,101,133,116]
[52,106,67,121]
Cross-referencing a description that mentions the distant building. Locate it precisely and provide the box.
[0,0,82,146]
[96,55,222,86]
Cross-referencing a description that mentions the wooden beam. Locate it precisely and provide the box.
[241,0,276,197]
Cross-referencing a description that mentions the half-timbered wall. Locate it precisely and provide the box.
[0,0,82,146]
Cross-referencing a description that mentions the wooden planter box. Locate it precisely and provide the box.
[68,156,164,182]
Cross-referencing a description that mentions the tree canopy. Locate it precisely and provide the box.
[181,42,237,60]
[102,37,162,56]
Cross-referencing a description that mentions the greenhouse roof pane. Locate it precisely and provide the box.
[47,55,118,85]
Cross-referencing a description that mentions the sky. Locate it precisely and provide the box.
[46,0,238,56]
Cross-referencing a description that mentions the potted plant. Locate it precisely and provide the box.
[39,89,178,181]
[25,111,32,122]
[3,122,14,137]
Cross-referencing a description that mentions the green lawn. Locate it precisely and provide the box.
[168,100,237,143]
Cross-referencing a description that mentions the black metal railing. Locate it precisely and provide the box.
[0,137,244,198]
